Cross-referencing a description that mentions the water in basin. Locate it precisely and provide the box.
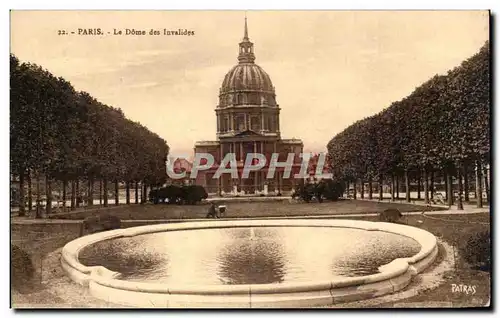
[79,226,421,285]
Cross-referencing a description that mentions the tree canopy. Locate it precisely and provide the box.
[10,54,169,186]
[327,41,490,181]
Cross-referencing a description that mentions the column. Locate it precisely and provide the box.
[239,143,243,162]
[218,145,223,195]
[253,142,257,193]
[230,113,234,131]
[278,171,282,194]
[220,144,223,165]
[254,171,258,193]
[261,112,265,132]
[217,177,221,196]
[263,171,268,195]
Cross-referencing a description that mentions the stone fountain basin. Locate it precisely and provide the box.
[61,219,438,308]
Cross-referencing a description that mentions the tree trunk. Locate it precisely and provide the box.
[35,173,42,218]
[126,181,130,204]
[27,172,32,214]
[71,180,76,210]
[473,176,477,199]
[99,179,103,205]
[395,175,400,199]
[360,180,364,199]
[142,182,148,204]
[391,174,395,202]
[46,177,52,215]
[423,168,429,204]
[476,161,483,208]
[115,179,119,206]
[379,175,383,201]
[18,171,26,216]
[135,181,139,204]
[75,180,80,208]
[464,164,470,202]
[430,171,435,199]
[483,165,489,204]
[417,172,421,200]
[353,179,357,199]
[103,178,108,207]
[405,170,410,202]
[444,171,448,202]
[87,178,93,206]
[368,177,373,200]
[62,179,67,211]
[446,172,453,207]
[457,167,464,210]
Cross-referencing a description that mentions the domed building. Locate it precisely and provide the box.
[194,18,304,195]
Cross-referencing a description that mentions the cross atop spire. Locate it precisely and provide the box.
[238,13,255,63]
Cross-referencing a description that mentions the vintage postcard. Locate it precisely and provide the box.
[10,10,491,309]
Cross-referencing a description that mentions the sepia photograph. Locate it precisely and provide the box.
[9,9,491,309]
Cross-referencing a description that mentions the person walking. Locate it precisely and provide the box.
[206,202,218,218]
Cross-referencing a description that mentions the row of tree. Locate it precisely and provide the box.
[327,41,490,208]
[10,54,170,217]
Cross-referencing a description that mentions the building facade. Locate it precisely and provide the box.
[194,18,304,195]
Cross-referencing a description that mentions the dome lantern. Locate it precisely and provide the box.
[238,16,255,64]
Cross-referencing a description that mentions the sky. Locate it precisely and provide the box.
[10,10,489,157]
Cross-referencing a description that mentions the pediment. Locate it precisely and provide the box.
[234,129,262,137]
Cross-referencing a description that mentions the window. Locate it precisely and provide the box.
[251,116,260,131]
[236,115,245,131]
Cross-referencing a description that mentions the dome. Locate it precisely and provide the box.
[217,17,277,108]
[220,63,275,94]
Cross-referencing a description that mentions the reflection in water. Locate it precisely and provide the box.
[216,227,286,284]
[79,236,167,277]
[79,227,421,285]
[332,234,421,276]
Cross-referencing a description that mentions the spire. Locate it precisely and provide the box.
[238,14,255,64]
[243,13,249,41]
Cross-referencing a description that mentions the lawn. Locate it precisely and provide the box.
[50,199,443,220]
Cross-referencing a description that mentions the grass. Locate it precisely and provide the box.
[10,200,490,308]
[49,199,443,220]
